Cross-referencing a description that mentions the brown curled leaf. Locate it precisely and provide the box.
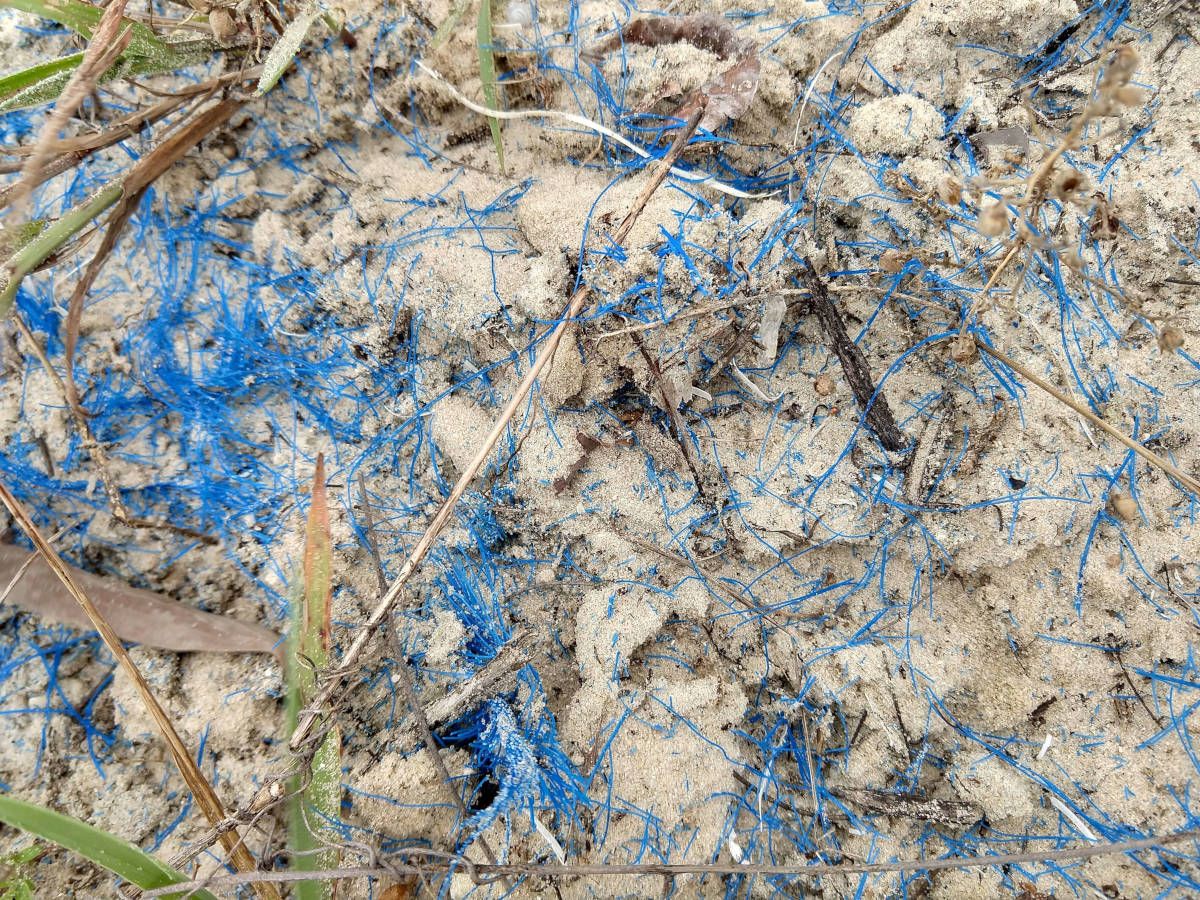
[587,13,754,61]
[586,13,760,132]
[682,52,761,132]
[553,431,607,495]
[0,543,281,657]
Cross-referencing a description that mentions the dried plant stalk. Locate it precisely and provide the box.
[288,105,706,752]
[973,338,1200,496]
[0,482,282,900]
[136,822,1200,896]
[7,0,133,216]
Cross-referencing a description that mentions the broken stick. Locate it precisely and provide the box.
[800,257,907,452]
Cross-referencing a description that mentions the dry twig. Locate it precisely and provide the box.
[288,105,707,753]
[138,824,1200,896]
[9,0,134,217]
[0,482,281,900]
[973,337,1200,497]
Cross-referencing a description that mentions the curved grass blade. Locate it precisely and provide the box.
[255,1,323,96]
[1,0,169,56]
[0,52,85,105]
[0,41,217,113]
[286,454,342,900]
[0,220,50,261]
[476,0,504,172]
[0,183,122,318]
[0,793,218,900]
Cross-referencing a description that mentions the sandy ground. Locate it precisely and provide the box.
[2,0,1200,897]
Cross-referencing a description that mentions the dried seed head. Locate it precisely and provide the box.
[948,333,976,364]
[1100,46,1139,92]
[1157,324,1185,353]
[978,202,1008,237]
[209,7,238,42]
[814,374,835,396]
[1050,168,1087,200]
[1114,86,1144,107]
[937,176,963,205]
[1106,490,1137,523]
[879,249,908,273]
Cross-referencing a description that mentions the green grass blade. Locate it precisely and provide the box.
[0,40,216,113]
[0,794,218,900]
[286,454,341,900]
[0,0,171,57]
[292,728,340,900]
[476,0,504,172]
[0,183,123,319]
[429,0,470,51]
[0,52,84,105]
[0,220,51,262]
[0,67,78,113]
[255,2,323,96]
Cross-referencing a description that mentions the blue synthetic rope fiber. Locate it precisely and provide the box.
[0,0,1197,895]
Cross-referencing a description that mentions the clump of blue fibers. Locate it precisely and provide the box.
[464,695,583,849]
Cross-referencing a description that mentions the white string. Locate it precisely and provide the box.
[416,61,775,200]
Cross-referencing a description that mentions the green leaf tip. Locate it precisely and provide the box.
[476,0,505,173]
[0,793,218,900]
[255,2,324,96]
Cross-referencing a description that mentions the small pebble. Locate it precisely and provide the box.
[505,1,532,26]
[1106,491,1138,523]
[209,7,238,42]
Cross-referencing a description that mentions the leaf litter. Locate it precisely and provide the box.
[585,12,761,132]
[0,543,281,657]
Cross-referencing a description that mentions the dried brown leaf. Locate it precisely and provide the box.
[553,431,606,495]
[587,13,760,132]
[684,52,760,132]
[0,484,282,900]
[0,543,280,656]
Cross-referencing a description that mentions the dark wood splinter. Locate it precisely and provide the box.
[800,257,907,452]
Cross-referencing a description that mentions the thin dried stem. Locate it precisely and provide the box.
[387,629,511,893]
[0,483,282,900]
[138,824,1200,896]
[9,0,134,218]
[46,98,241,541]
[64,96,239,410]
[289,105,706,752]
[0,68,259,209]
[973,337,1200,496]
